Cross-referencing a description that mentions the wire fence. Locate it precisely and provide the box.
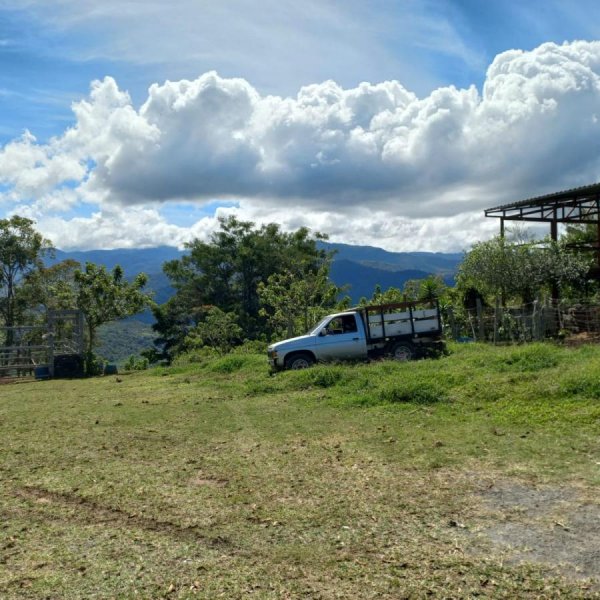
[445,299,600,345]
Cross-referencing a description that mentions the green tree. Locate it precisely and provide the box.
[74,263,152,354]
[0,216,54,343]
[153,216,330,358]
[183,306,243,355]
[457,235,589,304]
[258,262,341,338]
[26,259,81,311]
[417,275,447,302]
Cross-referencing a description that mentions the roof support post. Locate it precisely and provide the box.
[551,217,559,300]
[597,218,600,267]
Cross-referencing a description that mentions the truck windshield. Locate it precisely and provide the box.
[308,317,331,335]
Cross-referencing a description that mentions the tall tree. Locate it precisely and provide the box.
[0,216,54,343]
[26,259,81,312]
[258,262,341,338]
[74,263,152,353]
[154,216,331,358]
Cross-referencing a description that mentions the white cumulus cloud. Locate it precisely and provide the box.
[2,40,600,250]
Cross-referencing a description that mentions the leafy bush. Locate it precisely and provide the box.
[232,339,268,355]
[84,351,105,377]
[209,355,250,374]
[123,355,149,371]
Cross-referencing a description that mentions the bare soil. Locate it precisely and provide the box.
[475,478,600,587]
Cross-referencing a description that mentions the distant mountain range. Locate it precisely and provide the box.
[53,243,463,306]
[49,243,463,363]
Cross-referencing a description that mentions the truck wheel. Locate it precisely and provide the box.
[390,341,414,361]
[285,352,314,370]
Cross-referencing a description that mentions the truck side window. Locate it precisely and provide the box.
[325,315,357,335]
[325,318,343,335]
[341,315,357,333]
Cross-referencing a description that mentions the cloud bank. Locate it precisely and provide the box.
[2,40,600,250]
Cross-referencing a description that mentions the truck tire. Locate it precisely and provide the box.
[390,341,414,361]
[285,352,314,370]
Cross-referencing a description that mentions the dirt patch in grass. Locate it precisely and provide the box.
[12,485,233,549]
[189,473,229,487]
[476,479,600,586]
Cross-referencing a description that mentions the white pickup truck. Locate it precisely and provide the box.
[267,300,444,370]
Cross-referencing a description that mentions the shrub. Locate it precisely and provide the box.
[210,355,249,374]
[84,351,105,377]
[123,355,149,371]
[232,339,268,354]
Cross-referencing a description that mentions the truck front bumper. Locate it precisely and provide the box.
[267,350,283,371]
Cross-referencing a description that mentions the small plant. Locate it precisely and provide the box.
[123,355,149,371]
[210,355,248,373]
[84,351,105,376]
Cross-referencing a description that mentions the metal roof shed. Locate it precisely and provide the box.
[485,182,600,269]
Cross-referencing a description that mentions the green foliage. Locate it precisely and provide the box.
[83,351,105,376]
[231,339,268,354]
[258,262,341,338]
[153,216,331,359]
[184,306,242,355]
[123,355,149,371]
[0,216,54,335]
[560,374,600,398]
[209,355,251,373]
[457,235,590,304]
[360,276,448,308]
[74,263,152,353]
[288,365,344,389]
[363,284,403,305]
[378,381,447,404]
[492,343,561,372]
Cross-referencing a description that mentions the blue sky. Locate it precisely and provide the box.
[1,0,600,250]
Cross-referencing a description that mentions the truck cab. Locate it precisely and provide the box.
[267,312,367,371]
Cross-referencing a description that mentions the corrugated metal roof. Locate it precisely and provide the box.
[486,181,600,214]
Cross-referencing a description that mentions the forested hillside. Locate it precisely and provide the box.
[54,243,462,306]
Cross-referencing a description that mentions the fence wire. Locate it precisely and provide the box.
[445,299,600,344]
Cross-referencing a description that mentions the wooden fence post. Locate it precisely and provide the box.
[447,307,457,340]
[476,297,485,341]
[493,297,500,344]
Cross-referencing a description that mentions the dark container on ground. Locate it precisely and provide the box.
[34,366,51,380]
[104,364,118,375]
[53,354,84,378]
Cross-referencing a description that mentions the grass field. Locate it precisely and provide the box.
[1,342,600,598]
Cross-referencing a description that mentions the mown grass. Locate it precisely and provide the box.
[1,342,599,598]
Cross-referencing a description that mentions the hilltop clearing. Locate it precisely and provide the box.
[1,343,599,598]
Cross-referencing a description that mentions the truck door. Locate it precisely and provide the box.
[316,314,366,361]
